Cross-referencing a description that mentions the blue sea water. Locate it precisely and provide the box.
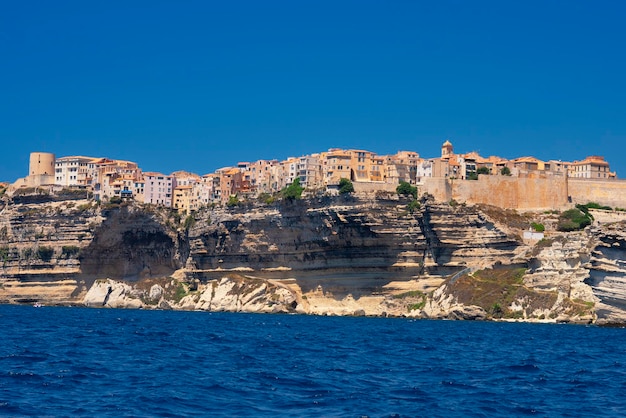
[0,305,625,417]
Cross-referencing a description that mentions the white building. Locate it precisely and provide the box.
[143,172,174,207]
[55,156,98,187]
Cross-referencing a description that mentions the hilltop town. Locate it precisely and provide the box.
[5,140,622,213]
[2,140,626,324]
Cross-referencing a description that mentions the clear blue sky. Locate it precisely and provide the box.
[2,0,625,182]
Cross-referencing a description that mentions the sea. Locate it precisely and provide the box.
[0,305,625,418]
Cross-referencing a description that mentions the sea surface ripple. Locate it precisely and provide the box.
[0,305,625,417]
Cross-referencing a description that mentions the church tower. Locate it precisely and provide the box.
[441,140,453,159]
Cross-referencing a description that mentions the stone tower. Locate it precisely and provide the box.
[441,140,453,159]
[29,152,55,176]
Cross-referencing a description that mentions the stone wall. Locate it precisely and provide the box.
[422,176,569,211]
[568,179,626,209]
[353,182,397,193]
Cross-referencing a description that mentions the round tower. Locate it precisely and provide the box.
[29,152,55,176]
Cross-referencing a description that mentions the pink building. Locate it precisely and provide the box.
[143,172,174,207]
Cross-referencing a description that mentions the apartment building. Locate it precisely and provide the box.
[569,156,615,179]
[172,185,199,215]
[54,156,100,187]
[385,151,419,184]
[296,154,322,189]
[320,149,353,186]
[143,172,174,206]
[248,159,279,194]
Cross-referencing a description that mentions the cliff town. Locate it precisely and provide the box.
[7,140,624,212]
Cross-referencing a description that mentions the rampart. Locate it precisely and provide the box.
[568,178,626,209]
[353,182,397,194]
[420,176,626,211]
[422,176,570,211]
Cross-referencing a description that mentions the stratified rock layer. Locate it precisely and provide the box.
[2,193,626,324]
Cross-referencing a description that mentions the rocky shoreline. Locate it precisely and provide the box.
[1,193,626,325]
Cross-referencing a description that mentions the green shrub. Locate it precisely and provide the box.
[37,246,54,262]
[338,178,354,194]
[396,181,417,199]
[258,193,276,204]
[226,195,240,207]
[281,178,304,200]
[530,222,545,232]
[183,215,196,230]
[61,245,80,258]
[500,166,511,176]
[466,172,479,180]
[407,200,421,214]
[0,247,10,263]
[557,208,592,231]
[109,196,123,204]
[476,166,491,175]
[581,202,612,211]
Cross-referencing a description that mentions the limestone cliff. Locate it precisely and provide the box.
[2,192,626,324]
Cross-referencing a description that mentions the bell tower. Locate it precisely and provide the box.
[441,140,453,159]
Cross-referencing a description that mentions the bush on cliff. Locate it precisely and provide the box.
[226,195,240,207]
[61,245,80,258]
[557,208,592,231]
[183,215,196,230]
[258,192,277,204]
[581,202,612,211]
[530,222,545,232]
[281,178,304,200]
[500,167,511,176]
[338,178,354,194]
[477,166,491,175]
[396,181,417,199]
[407,199,421,214]
[37,246,54,262]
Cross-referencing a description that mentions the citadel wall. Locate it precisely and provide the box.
[422,176,570,211]
[568,178,626,209]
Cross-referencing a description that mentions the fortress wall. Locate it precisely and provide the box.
[353,182,397,193]
[423,176,569,211]
[568,179,626,209]
[420,178,451,202]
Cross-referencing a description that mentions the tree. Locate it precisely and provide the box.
[226,195,240,207]
[281,178,304,200]
[557,208,592,231]
[477,166,490,175]
[338,178,354,194]
[396,181,417,199]
[500,166,511,176]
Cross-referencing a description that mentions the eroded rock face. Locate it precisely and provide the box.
[0,200,182,305]
[585,224,626,325]
[3,192,626,324]
[186,199,520,297]
[79,206,182,280]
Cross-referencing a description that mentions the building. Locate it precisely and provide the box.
[296,155,322,189]
[143,172,174,206]
[92,159,142,201]
[386,151,419,184]
[569,156,615,179]
[173,185,198,215]
[54,156,99,187]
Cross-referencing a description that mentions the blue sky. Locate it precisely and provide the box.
[2,1,625,181]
